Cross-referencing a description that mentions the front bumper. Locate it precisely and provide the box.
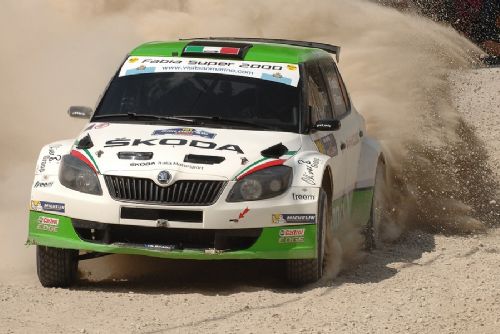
[31,180,320,230]
[28,211,317,260]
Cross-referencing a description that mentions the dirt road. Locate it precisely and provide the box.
[1,229,499,334]
[1,67,498,334]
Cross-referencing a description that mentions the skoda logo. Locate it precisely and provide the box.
[157,170,172,185]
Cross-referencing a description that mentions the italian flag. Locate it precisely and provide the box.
[184,45,240,55]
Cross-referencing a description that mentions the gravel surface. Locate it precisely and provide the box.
[1,230,499,334]
[450,67,500,186]
[1,67,499,334]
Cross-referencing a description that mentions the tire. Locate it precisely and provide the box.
[286,189,329,285]
[36,246,79,287]
[365,160,387,250]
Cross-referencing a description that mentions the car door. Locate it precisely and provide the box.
[305,61,349,207]
[320,58,363,196]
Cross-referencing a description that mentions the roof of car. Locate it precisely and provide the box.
[129,39,336,64]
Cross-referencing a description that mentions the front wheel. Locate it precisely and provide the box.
[286,189,329,285]
[365,160,388,250]
[36,246,79,287]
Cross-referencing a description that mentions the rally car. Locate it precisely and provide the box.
[29,37,386,287]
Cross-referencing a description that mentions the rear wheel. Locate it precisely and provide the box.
[286,189,329,285]
[36,246,79,287]
[365,160,387,250]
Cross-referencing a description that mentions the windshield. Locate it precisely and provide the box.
[93,72,301,132]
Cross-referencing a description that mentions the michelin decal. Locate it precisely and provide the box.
[30,200,65,213]
[272,214,316,224]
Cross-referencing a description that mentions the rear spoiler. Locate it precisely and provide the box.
[180,37,341,62]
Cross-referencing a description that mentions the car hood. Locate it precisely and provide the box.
[77,123,301,180]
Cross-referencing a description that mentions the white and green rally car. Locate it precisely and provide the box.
[29,38,385,287]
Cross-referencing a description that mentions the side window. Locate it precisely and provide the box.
[306,62,333,125]
[336,68,351,112]
[321,59,348,118]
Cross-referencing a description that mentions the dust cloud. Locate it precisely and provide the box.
[0,0,497,282]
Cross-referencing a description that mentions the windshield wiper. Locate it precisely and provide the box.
[171,115,275,130]
[93,113,198,124]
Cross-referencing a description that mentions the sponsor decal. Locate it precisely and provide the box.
[130,162,156,167]
[151,127,216,139]
[31,200,65,213]
[229,207,250,223]
[36,216,59,233]
[38,146,62,173]
[234,150,297,180]
[204,248,224,254]
[161,161,203,170]
[144,244,174,250]
[279,228,305,237]
[128,161,204,170]
[292,193,315,200]
[279,235,305,243]
[119,56,300,87]
[94,123,110,129]
[314,134,338,157]
[299,158,320,185]
[34,181,54,188]
[272,214,316,224]
[85,123,109,131]
[47,155,61,162]
[125,65,156,76]
[278,228,305,243]
[260,73,292,85]
[104,138,244,154]
[345,132,361,149]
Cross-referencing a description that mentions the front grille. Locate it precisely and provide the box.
[72,219,262,251]
[104,175,226,205]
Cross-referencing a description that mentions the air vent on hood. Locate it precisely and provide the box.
[184,154,225,165]
[77,134,94,149]
[260,143,288,159]
[117,152,153,160]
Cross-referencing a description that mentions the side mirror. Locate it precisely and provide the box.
[68,106,93,119]
[313,119,341,131]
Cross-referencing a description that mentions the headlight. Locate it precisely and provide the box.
[59,154,102,195]
[227,166,292,202]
